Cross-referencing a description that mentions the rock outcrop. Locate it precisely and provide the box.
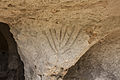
[64,30,120,80]
[0,0,120,80]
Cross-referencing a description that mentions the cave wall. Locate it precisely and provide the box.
[0,0,120,80]
[64,30,120,80]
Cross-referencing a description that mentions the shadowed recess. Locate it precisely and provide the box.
[64,30,120,80]
[0,22,25,80]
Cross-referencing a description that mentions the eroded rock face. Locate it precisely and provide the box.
[64,30,120,80]
[0,0,120,80]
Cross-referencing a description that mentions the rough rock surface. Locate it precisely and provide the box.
[64,30,120,80]
[0,0,120,80]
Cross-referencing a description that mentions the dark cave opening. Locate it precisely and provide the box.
[0,22,25,80]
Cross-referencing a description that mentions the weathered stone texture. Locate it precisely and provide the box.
[64,30,120,80]
[0,0,120,80]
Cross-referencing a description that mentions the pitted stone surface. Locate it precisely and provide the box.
[0,0,120,80]
[64,30,120,80]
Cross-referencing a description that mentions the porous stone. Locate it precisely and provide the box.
[0,0,120,80]
[64,30,120,80]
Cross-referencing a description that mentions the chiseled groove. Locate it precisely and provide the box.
[42,31,56,54]
[61,26,68,45]
[53,29,58,41]
[59,27,63,48]
[62,26,75,49]
[62,28,81,54]
[43,27,81,55]
[69,28,81,48]
[49,29,58,53]
[61,48,71,54]
[60,27,62,41]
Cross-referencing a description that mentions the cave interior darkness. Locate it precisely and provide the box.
[0,22,25,80]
